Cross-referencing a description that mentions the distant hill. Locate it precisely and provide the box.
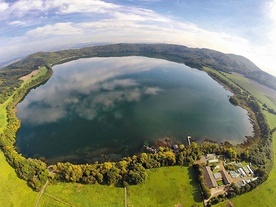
[2,43,276,90]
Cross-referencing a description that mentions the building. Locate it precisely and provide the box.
[214,172,222,180]
[221,170,231,185]
[246,165,254,174]
[242,166,250,174]
[206,154,219,164]
[203,166,218,188]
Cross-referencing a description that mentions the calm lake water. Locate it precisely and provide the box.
[16,56,253,163]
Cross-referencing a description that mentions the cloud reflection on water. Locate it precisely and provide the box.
[17,57,166,125]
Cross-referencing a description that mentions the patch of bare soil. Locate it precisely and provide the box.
[19,70,39,81]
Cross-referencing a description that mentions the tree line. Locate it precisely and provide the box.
[0,67,53,191]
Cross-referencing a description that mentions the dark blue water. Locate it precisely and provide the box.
[16,56,253,163]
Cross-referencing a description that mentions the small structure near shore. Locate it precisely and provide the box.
[143,145,157,153]
[187,136,191,145]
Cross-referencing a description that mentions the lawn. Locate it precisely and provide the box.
[40,182,124,207]
[128,166,202,207]
[0,150,39,207]
[38,166,202,207]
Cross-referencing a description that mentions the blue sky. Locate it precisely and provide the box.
[0,0,276,76]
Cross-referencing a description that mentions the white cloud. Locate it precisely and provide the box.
[26,22,83,37]
[8,20,25,26]
[56,0,118,14]
[0,0,119,19]
[266,0,276,22]
[0,1,8,13]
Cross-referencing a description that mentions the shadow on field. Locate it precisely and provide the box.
[188,166,203,203]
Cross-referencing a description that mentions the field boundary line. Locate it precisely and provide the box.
[34,180,49,207]
[44,193,76,207]
[125,187,128,207]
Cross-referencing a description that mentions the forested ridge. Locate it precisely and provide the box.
[1,43,276,91]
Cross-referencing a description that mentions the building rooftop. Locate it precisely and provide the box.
[221,169,231,185]
[203,166,218,188]
[206,154,216,160]
[214,172,222,180]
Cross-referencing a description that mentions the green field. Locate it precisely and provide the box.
[40,182,124,207]
[204,67,276,110]
[128,166,202,207]
[226,72,276,110]
[0,150,38,207]
[40,166,201,207]
[0,160,201,207]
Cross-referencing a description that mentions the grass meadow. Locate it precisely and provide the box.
[0,150,38,207]
[128,166,202,207]
[226,72,276,110]
[39,166,201,207]
[40,182,124,207]
[0,157,201,207]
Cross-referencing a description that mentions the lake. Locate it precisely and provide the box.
[16,56,253,163]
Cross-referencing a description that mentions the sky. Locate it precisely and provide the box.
[0,0,276,77]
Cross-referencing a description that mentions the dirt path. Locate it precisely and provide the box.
[34,180,49,207]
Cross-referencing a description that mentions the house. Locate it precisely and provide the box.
[206,154,219,164]
[221,170,231,185]
[203,166,218,188]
